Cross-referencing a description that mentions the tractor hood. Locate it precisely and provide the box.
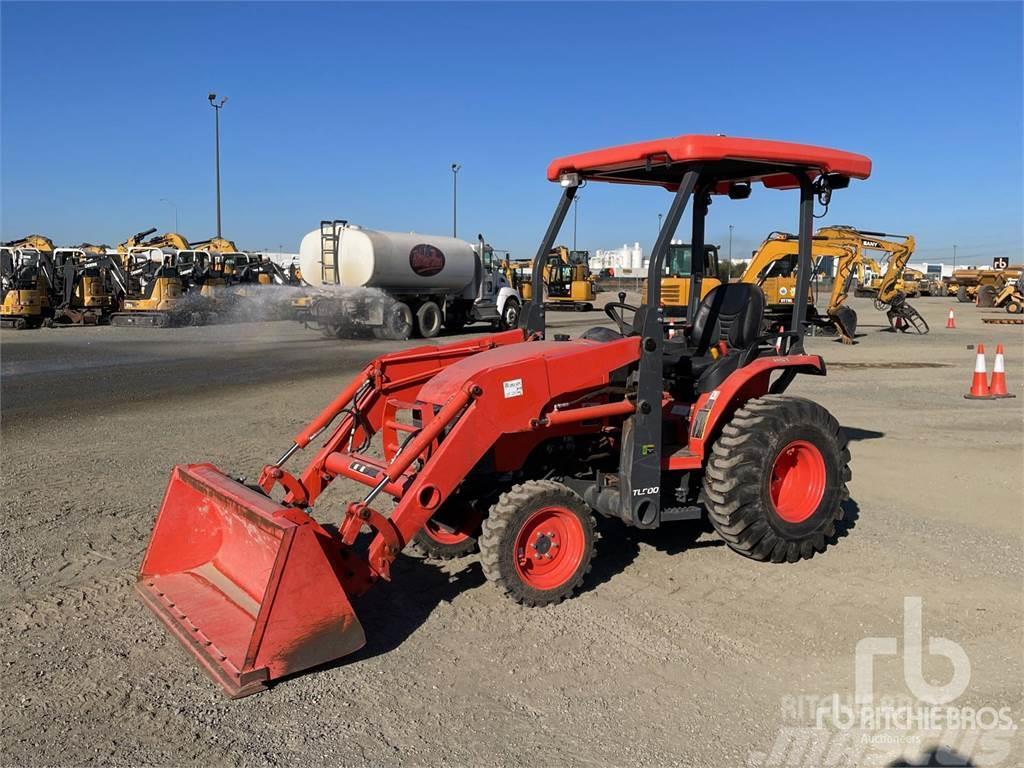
[416,336,641,411]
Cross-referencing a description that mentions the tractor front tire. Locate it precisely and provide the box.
[480,480,595,606]
[703,395,850,563]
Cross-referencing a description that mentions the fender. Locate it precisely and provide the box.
[495,285,520,317]
[665,354,825,470]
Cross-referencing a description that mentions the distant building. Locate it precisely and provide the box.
[907,262,955,278]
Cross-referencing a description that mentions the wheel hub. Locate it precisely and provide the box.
[513,508,584,589]
[769,440,827,524]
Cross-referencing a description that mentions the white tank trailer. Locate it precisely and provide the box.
[299,222,522,340]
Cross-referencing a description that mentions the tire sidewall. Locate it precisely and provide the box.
[501,298,520,330]
[416,301,442,338]
[385,301,413,339]
[493,488,593,603]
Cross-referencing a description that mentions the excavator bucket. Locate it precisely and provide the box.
[136,464,365,698]
[828,305,858,343]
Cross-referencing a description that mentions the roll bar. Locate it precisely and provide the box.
[525,163,823,348]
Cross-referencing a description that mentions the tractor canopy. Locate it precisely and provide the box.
[546,134,872,191]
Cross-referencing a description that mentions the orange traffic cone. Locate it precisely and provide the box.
[946,308,956,329]
[964,344,993,400]
[990,343,1015,398]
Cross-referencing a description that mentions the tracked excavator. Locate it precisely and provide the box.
[816,227,928,335]
[740,232,859,341]
[51,248,118,325]
[1,244,57,329]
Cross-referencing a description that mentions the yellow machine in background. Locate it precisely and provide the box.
[902,268,941,297]
[739,232,859,340]
[1,246,56,329]
[644,242,721,317]
[109,250,186,327]
[545,246,594,311]
[52,248,118,325]
[817,226,928,334]
[505,247,594,310]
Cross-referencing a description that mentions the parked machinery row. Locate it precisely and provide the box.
[0,229,301,329]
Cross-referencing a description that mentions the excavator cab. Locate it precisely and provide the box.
[644,242,721,317]
[1,248,56,329]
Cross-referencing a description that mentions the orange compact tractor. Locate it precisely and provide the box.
[138,135,870,696]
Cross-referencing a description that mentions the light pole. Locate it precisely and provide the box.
[451,163,461,237]
[160,198,178,232]
[953,243,958,272]
[208,92,228,237]
[657,212,662,237]
[572,195,580,251]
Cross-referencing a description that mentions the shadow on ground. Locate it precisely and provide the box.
[285,498,861,687]
[843,426,886,442]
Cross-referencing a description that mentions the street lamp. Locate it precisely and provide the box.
[573,195,580,251]
[657,212,662,237]
[953,243,958,272]
[208,92,228,237]
[160,198,178,232]
[451,163,461,237]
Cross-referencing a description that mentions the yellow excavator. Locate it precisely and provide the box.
[643,242,721,317]
[51,247,118,325]
[1,243,57,329]
[816,226,928,334]
[507,248,595,310]
[545,246,595,311]
[739,232,859,342]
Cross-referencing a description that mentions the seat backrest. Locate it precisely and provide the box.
[691,283,766,353]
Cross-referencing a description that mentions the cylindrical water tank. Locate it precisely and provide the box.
[299,224,478,294]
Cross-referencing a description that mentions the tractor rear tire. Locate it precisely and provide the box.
[977,285,997,308]
[957,286,971,303]
[703,395,850,563]
[479,480,595,606]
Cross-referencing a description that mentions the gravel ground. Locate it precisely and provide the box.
[1,295,1021,767]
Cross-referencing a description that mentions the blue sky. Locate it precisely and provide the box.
[2,1,1021,264]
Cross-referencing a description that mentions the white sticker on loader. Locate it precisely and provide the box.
[503,378,524,398]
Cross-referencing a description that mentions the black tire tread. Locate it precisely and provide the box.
[703,395,850,563]
[479,479,596,607]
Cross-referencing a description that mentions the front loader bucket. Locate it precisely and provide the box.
[828,305,858,342]
[137,464,365,698]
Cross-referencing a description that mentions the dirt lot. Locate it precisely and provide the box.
[1,296,1021,767]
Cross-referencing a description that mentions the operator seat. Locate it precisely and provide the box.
[686,283,767,392]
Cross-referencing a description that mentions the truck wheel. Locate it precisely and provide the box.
[957,286,971,303]
[703,395,850,563]
[977,285,997,308]
[415,301,442,339]
[375,301,413,340]
[479,480,595,606]
[1007,301,1022,315]
[412,518,478,559]
[499,297,520,330]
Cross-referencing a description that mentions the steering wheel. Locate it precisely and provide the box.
[604,291,639,336]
